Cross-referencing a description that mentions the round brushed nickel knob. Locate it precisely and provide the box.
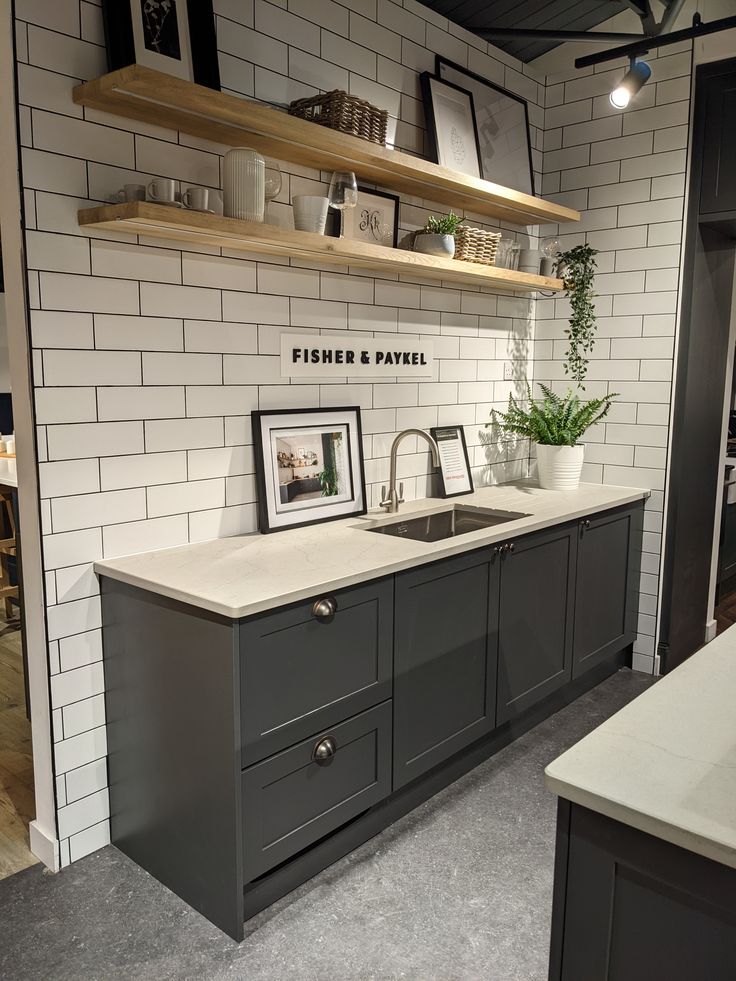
[312,736,337,764]
[508,542,515,552]
[312,597,337,622]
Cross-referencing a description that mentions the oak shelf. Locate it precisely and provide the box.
[78,202,564,293]
[73,65,580,228]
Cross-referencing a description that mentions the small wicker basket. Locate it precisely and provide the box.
[455,226,502,266]
[288,90,388,146]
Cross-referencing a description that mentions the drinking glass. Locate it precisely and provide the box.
[328,171,358,237]
[264,161,282,206]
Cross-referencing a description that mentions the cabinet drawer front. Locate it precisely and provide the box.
[242,701,392,881]
[240,578,393,764]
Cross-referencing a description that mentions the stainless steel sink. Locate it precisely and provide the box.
[361,504,530,543]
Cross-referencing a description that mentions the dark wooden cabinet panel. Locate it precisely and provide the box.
[700,69,736,214]
[240,578,393,764]
[497,524,576,724]
[393,549,498,790]
[573,504,642,678]
[242,701,392,880]
[550,802,736,981]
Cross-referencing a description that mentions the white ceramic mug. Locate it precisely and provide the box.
[223,148,264,221]
[292,195,329,235]
[115,183,145,203]
[147,178,176,204]
[182,186,210,211]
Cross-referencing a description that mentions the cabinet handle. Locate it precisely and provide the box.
[581,519,591,534]
[507,542,515,553]
[312,596,337,623]
[501,542,514,555]
[312,735,337,765]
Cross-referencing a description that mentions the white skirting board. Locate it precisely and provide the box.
[29,819,60,873]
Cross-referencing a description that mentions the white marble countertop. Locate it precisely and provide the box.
[94,480,647,619]
[546,627,736,870]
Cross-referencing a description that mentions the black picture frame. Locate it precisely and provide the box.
[330,186,400,248]
[436,56,535,196]
[253,407,367,534]
[420,73,483,180]
[101,0,220,90]
[431,426,474,498]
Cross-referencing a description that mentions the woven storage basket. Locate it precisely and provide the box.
[288,90,388,146]
[455,226,502,265]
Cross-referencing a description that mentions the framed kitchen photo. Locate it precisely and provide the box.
[430,426,474,498]
[436,57,535,196]
[338,186,399,249]
[253,407,367,533]
[101,0,221,90]
[420,73,482,180]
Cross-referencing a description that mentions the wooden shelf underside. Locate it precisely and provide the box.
[73,65,579,229]
[78,203,564,293]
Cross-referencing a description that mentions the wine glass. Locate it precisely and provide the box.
[328,171,358,238]
[264,160,282,211]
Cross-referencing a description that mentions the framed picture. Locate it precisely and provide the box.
[430,426,474,498]
[420,73,482,180]
[253,407,367,533]
[336,187,399,248]
[436,57,535,196]
[101,0,221,90]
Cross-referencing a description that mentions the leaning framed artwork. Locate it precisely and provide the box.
[253,407,367,533]
[338,187,400,248]
[420,73,483,180]
[430,426,474,498]
[436,57,535,196]
[101,0,221,89]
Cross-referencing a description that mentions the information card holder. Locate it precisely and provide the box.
[431,426,474,498]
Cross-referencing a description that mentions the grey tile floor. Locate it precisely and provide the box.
[0,669,653,981]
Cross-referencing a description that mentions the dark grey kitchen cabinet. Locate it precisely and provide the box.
[496,524,577,725]
[699,64,736,214]
[393,549,499,790]
[572,505,642,679]
[549,802,736,981]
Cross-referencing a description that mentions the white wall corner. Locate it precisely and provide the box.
[29,819,61,873]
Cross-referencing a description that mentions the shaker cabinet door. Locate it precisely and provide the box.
[700,68,736,214]
[393,549,498,790]
[573,504,642,678]
[496,524,576,724]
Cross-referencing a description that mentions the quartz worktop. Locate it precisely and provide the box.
[94,480,647,619]
[546,625,736,870]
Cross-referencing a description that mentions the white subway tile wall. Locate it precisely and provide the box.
[15,0,549,864]
[538,45,692,677]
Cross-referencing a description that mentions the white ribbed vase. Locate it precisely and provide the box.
[223,148,265,221]
[536,443,584,491]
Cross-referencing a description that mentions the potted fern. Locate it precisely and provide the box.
[490,384,617,490]
[414,211,461,258]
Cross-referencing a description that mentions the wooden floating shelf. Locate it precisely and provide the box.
[73,65,580,229]
[78,202,565,293]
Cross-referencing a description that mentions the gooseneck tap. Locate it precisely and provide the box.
[380,428,441,514]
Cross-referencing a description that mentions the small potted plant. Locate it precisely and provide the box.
[414,211,461,258]
[490,384,617,490]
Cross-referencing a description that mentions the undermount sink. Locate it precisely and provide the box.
[361,504,530,543]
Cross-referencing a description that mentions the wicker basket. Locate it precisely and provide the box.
[288,90,388,146]
[455,226,502,266]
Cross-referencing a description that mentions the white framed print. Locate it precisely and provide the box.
[420,74,483,180]
[338,187,399,248]
[253,407,367,533]
[431,426,474,498]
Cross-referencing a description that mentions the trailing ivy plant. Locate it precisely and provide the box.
[558,244,598,387]
[489,383,617,447]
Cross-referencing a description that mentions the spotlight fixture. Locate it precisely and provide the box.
[610,58,652,109]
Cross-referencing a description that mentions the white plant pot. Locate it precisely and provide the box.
[536,443,584,491]
[414,233,455,258]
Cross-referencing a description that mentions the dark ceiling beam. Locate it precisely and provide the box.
[475,27,644,44]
